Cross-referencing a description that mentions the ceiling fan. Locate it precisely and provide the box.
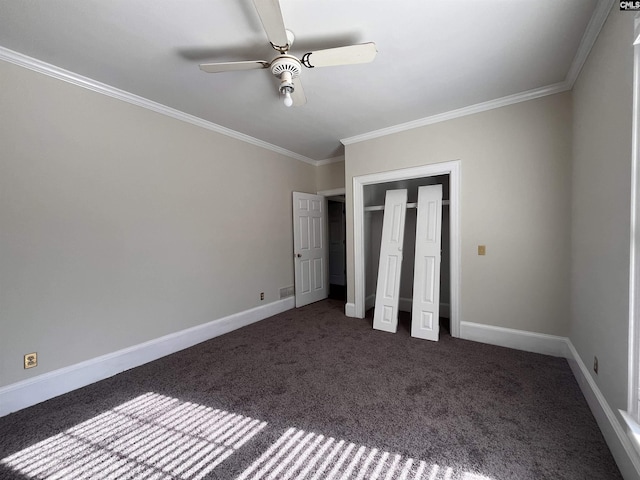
[199,0,377,107]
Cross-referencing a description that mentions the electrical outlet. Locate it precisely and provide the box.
[260,292,264,301]
[593,356,598,375]
[24,352,37,369]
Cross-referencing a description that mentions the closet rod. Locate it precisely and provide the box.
[364,200,450,212]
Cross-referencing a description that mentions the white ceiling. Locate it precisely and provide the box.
[0,0,607,162]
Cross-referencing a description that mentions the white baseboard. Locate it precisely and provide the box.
[366,294,376,311]
[458,322,640,478]
[459,321,568,357]
[399,297,412,312]
[565,341,640,480]
[366,295,450,317]
[344,296,374,317]
[345,302,356,317]
[4,300,640,480]
[0,297,294,417]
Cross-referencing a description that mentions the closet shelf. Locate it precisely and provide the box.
[364,200,450,212]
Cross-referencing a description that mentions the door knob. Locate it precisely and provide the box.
[296,253,302,258]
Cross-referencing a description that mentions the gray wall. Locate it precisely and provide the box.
[0,60,316,387]
[316,160,345,192]
[570,10,634,427]
[345,92,573,336]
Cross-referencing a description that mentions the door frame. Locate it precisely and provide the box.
[351,160,461,338]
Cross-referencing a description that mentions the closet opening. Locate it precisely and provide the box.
[364,175,451,335]
[351,161,461,338]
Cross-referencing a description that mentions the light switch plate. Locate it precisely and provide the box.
[478,245,486,256]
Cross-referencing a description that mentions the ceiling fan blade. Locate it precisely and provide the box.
[253,0,289,49]
[302,42,377,68]
[291,78,306,107]
[199,60,269,73]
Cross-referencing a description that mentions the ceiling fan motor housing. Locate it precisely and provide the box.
[271,57,301,77]
[271,56,301,94]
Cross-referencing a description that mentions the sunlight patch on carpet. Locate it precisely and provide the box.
[236,427,494,480]
[1,392,266,480]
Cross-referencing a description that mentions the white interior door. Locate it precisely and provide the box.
[373,189,408,333]
[411,185,443,340]
[293,192,328,307]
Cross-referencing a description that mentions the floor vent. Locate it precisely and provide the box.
[279,286,295,299]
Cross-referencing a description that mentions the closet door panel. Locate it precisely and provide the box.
[412,185,443,341]
[373,189,408,333]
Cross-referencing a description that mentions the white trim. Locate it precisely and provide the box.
[366,294,376,311]
[345,302,357,317]
[340,82,570,146]
[351,161,461,338]
[396,297,449,318]
[454,318,640,478]
[0,46,321,166]
[621,409,640,458]
[0,297,294,417]
[566,341,640,480]
[341,0,613,147]
[315,156,345,166]
[626,11,640,447]
[398,297,412,313]
[455,324,640,479]
[459,321,568,357]
[365,294,450,318]
[0,0,612,167]
[318,188,346,197]
[353,175,366,319]
[565,0,615,86]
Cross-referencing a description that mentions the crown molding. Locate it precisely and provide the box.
[1,0,613,162]
[0,46,319,166]
[341,0,612,147]
[314,155,345,166]
[565,0,614,86]
[341,81,570,146]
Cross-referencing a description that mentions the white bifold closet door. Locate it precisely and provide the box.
[373,189,408,333]
[411,185,443,341]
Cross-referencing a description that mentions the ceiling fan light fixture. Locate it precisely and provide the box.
[272,59,299,107]
[282,89,293,107]
[279,71,294,107]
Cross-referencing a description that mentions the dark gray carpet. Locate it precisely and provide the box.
[0,300,622,479]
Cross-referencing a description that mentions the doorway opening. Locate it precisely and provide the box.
[318,188,347,303]
[351,161,461,338]
[328,199,347,301]
[365,176,450,336]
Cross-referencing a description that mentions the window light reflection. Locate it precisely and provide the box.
[1,392,266,480]
[237,427,494,480]
[2,393,496,480]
